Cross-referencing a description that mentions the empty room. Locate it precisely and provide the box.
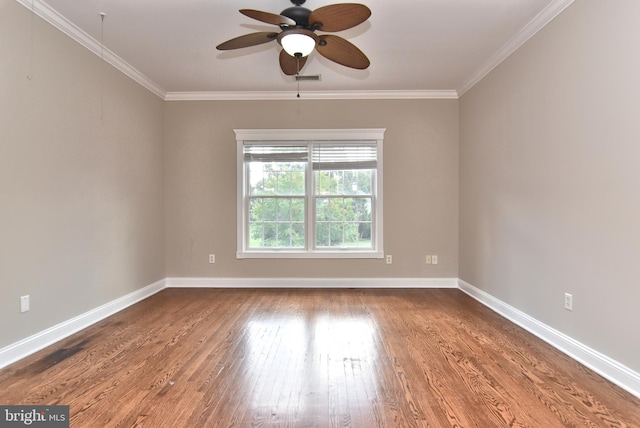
[1,0,639,426]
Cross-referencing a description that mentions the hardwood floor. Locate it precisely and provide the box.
[1,288,638,427]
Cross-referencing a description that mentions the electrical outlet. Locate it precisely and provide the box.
[209,254,215,264]
[432,255,438,265]
[20,295,30,313]
[425,255,432,264]
[564,293,573,311]
[386,255,392,264]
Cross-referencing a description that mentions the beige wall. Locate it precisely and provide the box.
[1,0,458,352]
[0,1,165,348]
[9,0,637,382]
[164,99,459,278]
[459,0,640,372]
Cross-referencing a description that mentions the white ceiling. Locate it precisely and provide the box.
[25,0,574,99]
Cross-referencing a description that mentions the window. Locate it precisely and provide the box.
[236,129,385,258]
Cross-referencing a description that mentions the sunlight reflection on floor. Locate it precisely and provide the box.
[244,314,379,418]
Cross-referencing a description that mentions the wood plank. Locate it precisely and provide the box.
[1,288,638,427]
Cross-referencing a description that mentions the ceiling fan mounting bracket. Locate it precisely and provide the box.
[291,0,306,5]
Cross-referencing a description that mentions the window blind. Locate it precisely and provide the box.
[244,144,308,163]
[312,142,377,170]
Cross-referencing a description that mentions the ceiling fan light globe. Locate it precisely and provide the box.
[278,30,318,57]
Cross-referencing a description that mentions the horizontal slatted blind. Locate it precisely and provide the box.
[312,142,377,170]
[244,144,308,162]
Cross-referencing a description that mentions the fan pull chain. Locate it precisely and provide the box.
[27,0,35,81]
[296,56,301,98]
[100,12,106,120]
[100,12,106,54]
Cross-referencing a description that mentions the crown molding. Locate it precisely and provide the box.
[164,89,459,101]
[17,0,572,102]
[457,0,575,97]
[16,0,166,99]
[13,0,456,102]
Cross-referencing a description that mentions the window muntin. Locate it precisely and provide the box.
[312,142,377,250]
[236,129,384,259]
[244,144,308,250]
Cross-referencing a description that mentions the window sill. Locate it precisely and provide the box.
[236,250,384,259]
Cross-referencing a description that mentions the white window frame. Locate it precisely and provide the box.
[236,128,385,259]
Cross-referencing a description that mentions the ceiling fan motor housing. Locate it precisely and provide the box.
[280,6,312,27]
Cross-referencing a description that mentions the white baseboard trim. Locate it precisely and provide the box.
[0,279,165,370]
[0,277,454,369]
[458,279,640,399]
[165,277,458,289]
[3,276,638,400]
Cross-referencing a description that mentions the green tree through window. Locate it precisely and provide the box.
[315,170,373,248]
[248,161,306,248]
[236,129,384,258]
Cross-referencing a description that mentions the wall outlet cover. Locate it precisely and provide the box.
[20,295,30,313]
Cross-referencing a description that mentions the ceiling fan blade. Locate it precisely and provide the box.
[309,4,371,32]
[316,35,370,69]
[216,32,278,50]
[279,50,308,75]
[240,9,296,26]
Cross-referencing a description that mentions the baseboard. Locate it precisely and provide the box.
[0,279,165,370]
[0,277,453,369]
[458,279,640,399]
[3,276,638,400]
[165,277,458,289]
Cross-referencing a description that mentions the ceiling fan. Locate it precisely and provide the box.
[216,0,371,76]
